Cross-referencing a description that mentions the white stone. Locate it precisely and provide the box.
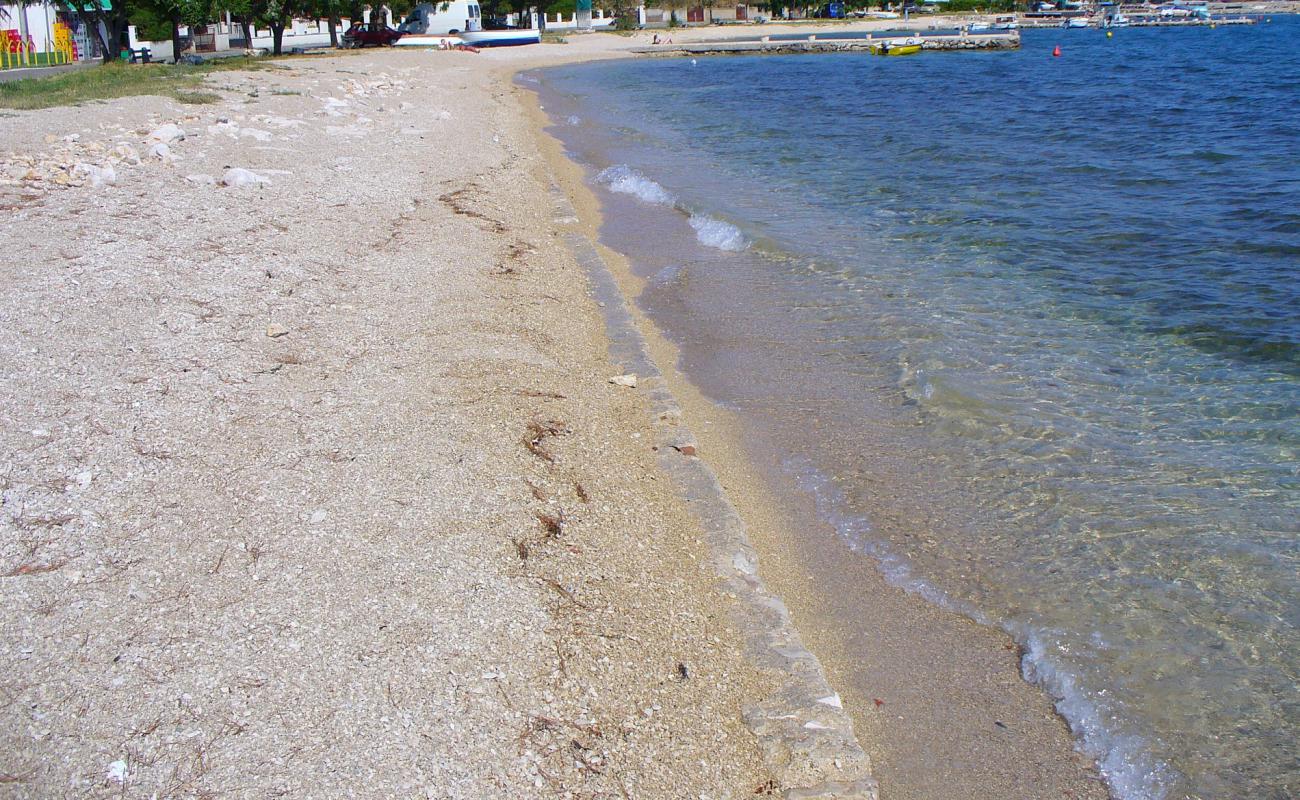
[73,163,116,188]
[110,144,140,165]
[106,760,127,783]
[146,123,186,144]
[816,693,844,709]
[221,168,270,188]
[609,374,637,388]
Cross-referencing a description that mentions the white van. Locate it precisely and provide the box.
[398,1,482,35]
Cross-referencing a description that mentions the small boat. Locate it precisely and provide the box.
[870,41,922,55]
[394,27,539,47]
[394,33,468,47]
[1062,16,1090,27]
[969,21,992,31]
[993,15,1020,29]
[461,27,539,46]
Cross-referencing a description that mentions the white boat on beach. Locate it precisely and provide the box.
[461,28,540,46]
[394,33,463,47]
[394,28,540,47]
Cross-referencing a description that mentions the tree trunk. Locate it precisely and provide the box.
[328,16,338,46]
[75,9,115,64]
[170,16,182,63]
[107,13,129,62]
[240,17,252,46]
[271,20,285,54]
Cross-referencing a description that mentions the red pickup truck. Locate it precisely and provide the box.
[341,22,403,47]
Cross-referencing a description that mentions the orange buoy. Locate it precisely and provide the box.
[1053,44,1061,57]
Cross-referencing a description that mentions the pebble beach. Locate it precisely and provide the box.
[0,28,1127,799]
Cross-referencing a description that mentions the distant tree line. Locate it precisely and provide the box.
[56,0,623,63]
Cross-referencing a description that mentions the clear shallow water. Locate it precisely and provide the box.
[532,20,1299,800]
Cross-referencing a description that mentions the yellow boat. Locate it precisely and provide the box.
[870,42,922,56]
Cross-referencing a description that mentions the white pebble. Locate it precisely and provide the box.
[106,760,127,783]
[221,168,270,188]
[146,123,185,144]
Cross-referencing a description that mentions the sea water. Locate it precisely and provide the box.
[531,19,1298,800]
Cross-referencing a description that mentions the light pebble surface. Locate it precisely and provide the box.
[0,22,1110,800]
[0,42,805,798]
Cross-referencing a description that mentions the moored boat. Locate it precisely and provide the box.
[461,27,540,46]
[870,40,923,55]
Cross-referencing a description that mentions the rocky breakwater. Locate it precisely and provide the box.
[923,32,1021,49]
[631,32,1019,57]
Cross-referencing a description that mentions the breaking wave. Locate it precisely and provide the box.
[782,455,1178,800]
[596,165,676,206]
[688,214,748,252]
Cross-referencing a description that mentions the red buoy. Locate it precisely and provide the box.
[1053,44,1062,57]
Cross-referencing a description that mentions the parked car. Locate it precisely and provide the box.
[342,22,403,47]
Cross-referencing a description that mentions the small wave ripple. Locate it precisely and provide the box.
[598,165,748,251]
[785,455,1178,800]
[597,165,676,206]
[688,214,748,252]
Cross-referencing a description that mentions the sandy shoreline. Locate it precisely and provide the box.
[3,30,1101,799]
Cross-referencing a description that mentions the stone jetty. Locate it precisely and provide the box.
[632,31,1020,56]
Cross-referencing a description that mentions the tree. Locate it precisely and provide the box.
[658,0,684,25]
[307,0,348,46]
[54,0,132,63]
[251,0,298,53]
[224,0,255,46]
[129,0,215,62]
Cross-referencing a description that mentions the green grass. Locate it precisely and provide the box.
[0,58,283,110]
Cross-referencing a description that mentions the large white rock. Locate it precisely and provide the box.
[221,168,270,188]
[73,163,116,188]
[146,123,186,144]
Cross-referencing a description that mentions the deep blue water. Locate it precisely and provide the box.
[533,18,1299,800]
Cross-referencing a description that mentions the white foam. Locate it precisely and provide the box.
[688,214,748,252]
[1020,632,1175,800]
[596,165,677,207]
[780,455,1177,800]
